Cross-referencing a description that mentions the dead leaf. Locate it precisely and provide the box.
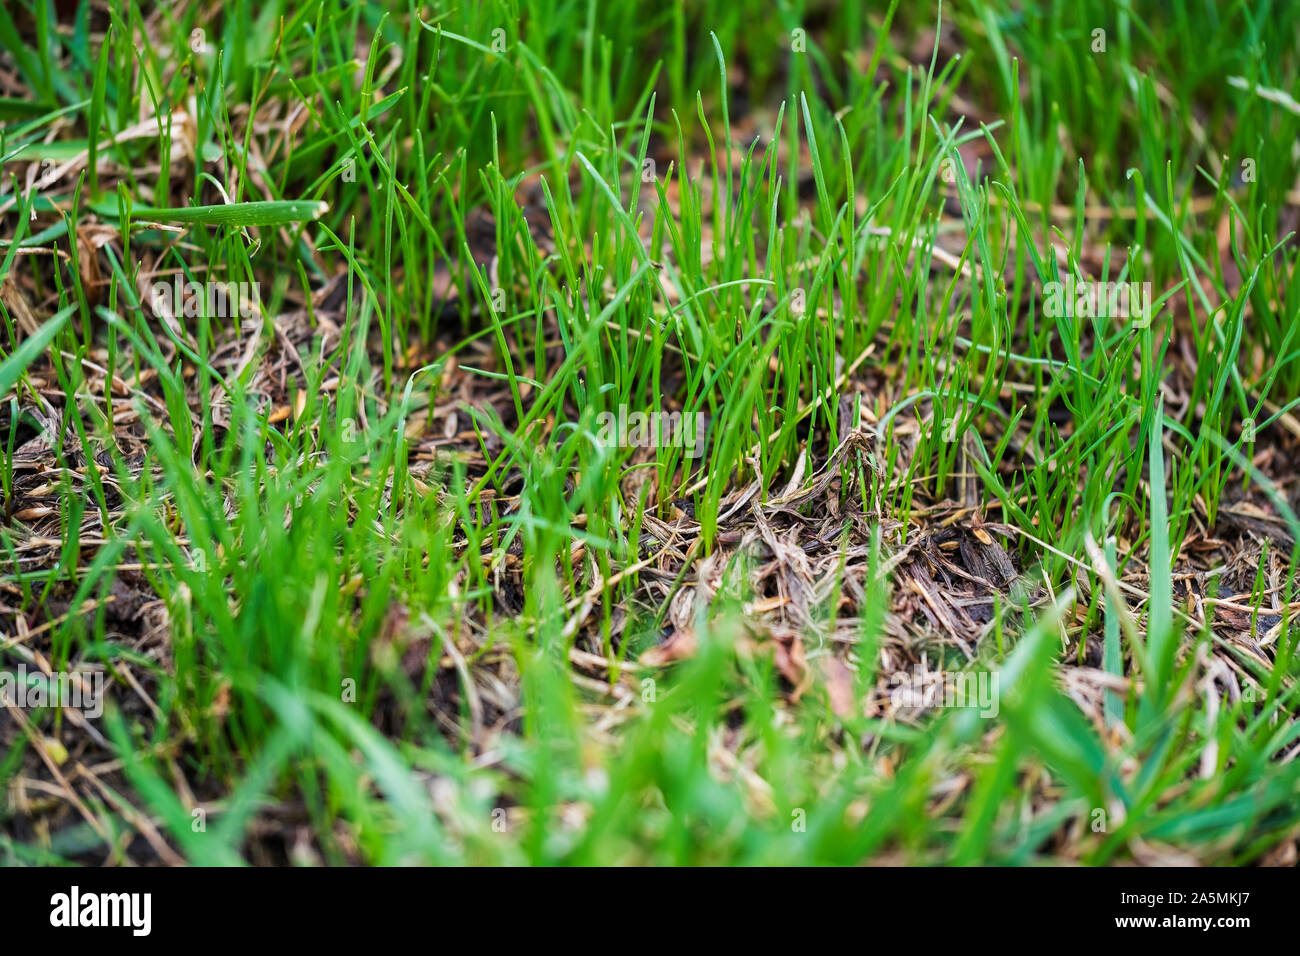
[639,628,697,666]
[773,633,810,699]
[818,656,856,717]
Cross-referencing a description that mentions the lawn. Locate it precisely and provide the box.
[2,0,1299,866]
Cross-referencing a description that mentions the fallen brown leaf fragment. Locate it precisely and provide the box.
[639,627,697,666]
[817,656,856,717]
[773,633,810,700]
